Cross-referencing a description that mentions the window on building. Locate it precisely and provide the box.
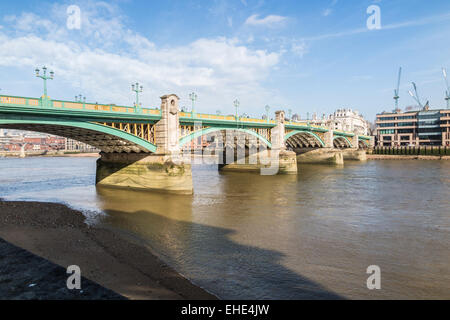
[379,129,395,134]
[379,123,395,127]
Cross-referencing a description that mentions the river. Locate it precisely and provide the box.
[0,157,449,299]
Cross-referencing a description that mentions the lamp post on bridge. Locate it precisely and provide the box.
[132,82,143,113]
[75,94,86,103]
[75,94,86,109]
[35,66,54,97]
[35,66,54,107]
[234,99,240,122]
[189,92,197,118]
[288,109,292,124]
[265,105,270,123]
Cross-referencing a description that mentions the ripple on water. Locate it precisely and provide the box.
[1,157,449,299]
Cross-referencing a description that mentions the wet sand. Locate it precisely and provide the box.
[0,200,216,300]
[0,237,124,299]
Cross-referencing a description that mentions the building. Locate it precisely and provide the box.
[65,138,98,152]
[375,108,450,146]
[0,130,98,152]
[308,108,370,136]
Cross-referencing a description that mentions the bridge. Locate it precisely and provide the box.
[0,93,373,194]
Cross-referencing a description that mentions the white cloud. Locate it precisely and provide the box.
[244,14,288,27]
[322,9,332,17]
[0,3,281,115]
[291,41,308,57]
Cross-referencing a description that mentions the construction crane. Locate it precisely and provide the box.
[393,67,402,110]
[408,82,429,110]
[443,68,450,109]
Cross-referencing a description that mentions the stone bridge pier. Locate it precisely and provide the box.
[296,130,344,165]
[96,94,193,194]
[219,111,297,175]
[341,134,367,161]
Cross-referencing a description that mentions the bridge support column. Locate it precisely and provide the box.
[295,130,344,165]
[342,149,367,161]
[219,110,297,175]
[323,131,334,148]
[96,94,193,194]
[218,149,297,175]
[367,136,375,154]
[96,152,192,194]
[341,135,367,161]
[296,148,344,165]
[352,135,359,150]
[270,110,297,174]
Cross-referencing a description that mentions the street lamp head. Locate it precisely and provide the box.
[265,105,270,112]
[35,68,40,76]
[140,85,143,92]
[50,71,54,79]
[234,99,240,107]
[131,84,135,91]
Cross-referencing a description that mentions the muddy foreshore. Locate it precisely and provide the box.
[0,200,216,300]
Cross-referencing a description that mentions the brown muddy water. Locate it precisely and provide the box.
[0,157,449,299]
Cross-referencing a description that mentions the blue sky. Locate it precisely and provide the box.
[0,0,450,121]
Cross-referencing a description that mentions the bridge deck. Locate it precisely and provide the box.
[0,95,371,147]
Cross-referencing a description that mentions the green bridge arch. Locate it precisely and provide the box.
[0,118,157,153]
[284,130,325,147]
[333,135,353,148]
[358,138,369,147]
[179,127,272,148]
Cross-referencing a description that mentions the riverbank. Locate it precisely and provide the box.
[367,154,450,160]
[0,237,125,299]
[0,200,216,300]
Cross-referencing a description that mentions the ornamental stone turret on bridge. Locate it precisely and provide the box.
[0,92,372,193]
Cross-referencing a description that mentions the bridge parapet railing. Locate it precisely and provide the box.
[333,129,355,137]
[1,95,359,137]
[1,96,40,107]
[0,94,163,117]
[179,111,277,124]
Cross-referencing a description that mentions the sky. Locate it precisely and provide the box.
[0,0,450,121]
